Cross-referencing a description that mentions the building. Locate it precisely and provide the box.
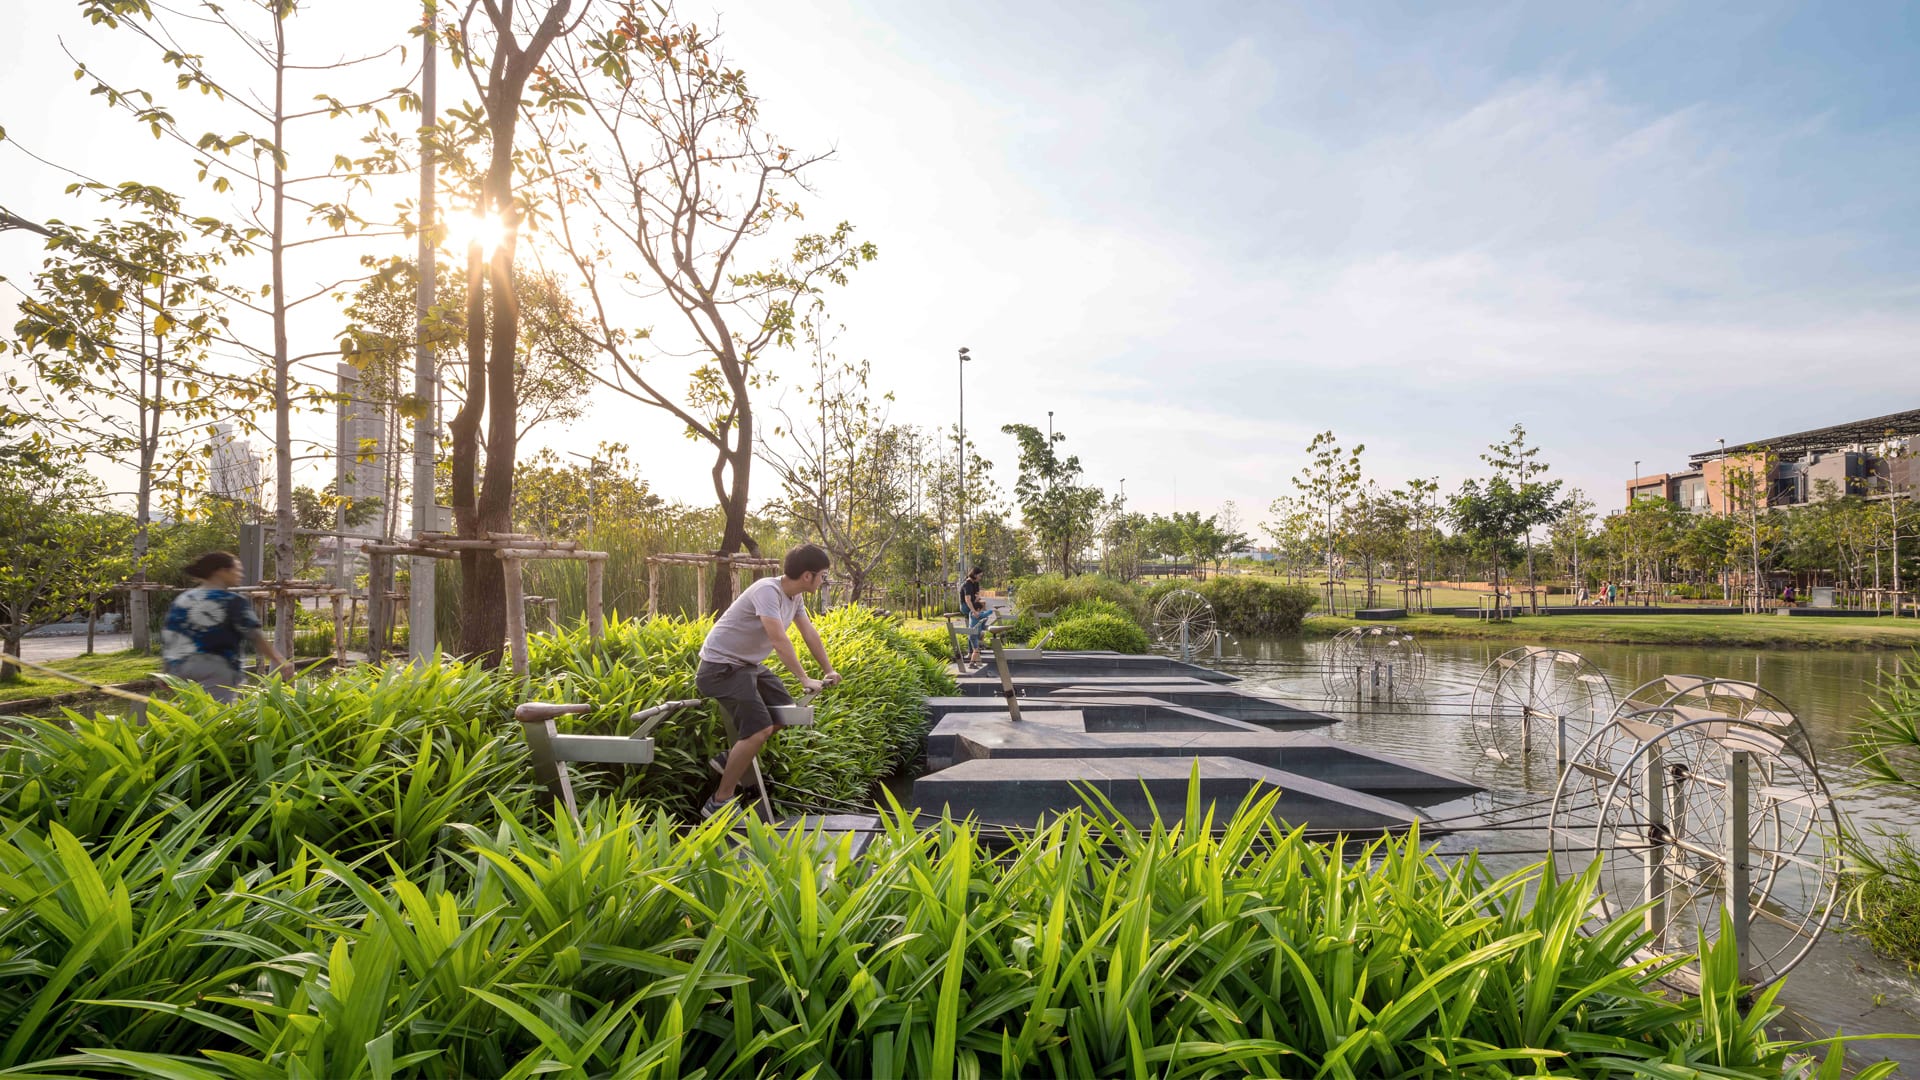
[1627,408,1920,513]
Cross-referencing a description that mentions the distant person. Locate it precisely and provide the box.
[161,551,293,703]
[1783,583,1796,606]
[1577,585,1589,606]
[1605,581,1617,605]
[960,566,991,665]
[696,543,841,820]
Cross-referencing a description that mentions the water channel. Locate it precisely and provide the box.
[1213,635,1920,1065]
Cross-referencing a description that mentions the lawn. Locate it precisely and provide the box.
[0,649,160,705]
[1303,611,1920,649]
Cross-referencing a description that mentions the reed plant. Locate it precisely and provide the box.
[0,790,1892,1076]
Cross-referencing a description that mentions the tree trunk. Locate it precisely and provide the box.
[710,422,757,615]
[463,235,520,663]
[86,592,97,655]
[1,631,19,683]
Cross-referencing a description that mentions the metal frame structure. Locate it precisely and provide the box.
[1468,647,1616,769]
[1152,588,1220,661]
[1319,626,1427,698]
[1689,408,1920,466]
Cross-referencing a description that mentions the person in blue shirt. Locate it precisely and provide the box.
[161,551,293,703]
[959,566,991,665]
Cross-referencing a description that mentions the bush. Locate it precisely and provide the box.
[1042,612,1150,653]
[0,791,1884,1076]
[1846,656,1920,965]
[1195,576,1318,636]
[1008,573,1148,627]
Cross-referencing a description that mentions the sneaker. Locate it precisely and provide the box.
[699,796,729,820]
[709,754,759,796]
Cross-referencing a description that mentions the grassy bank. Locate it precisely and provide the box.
[0,649,158,704]
[1303,611,1920,649]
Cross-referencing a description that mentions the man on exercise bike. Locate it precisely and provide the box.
[696,543,841,819]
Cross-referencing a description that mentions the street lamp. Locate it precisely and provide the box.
[565,450,606,535]
[1046,410,1054,493]
[957,347,970,571]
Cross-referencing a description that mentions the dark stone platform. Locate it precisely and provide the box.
[1355,608,1407,620]
[912,756,1428,833]
[982,651,1238,682]
[924,710,1478,798]
[932,688,1335,728]
[1780,607,1888,618]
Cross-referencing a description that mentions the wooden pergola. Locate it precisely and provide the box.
[645,552,782,617]
[363,532,608,676]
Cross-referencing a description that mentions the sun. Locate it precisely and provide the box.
[441,211,512,256]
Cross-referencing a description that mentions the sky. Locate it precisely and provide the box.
[4,0,1918,534]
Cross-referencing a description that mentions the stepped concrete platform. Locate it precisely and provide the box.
[912,756,1428,834]
[775,813,882,863]
[928,691,1334,729]
[924,710,1478,799]
[981,651,1238,683]
[954,676,1336,727]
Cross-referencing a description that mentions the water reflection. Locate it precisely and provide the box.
[1214,634,1920,1062]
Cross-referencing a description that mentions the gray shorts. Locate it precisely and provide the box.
[694,660,794,741]
[166,653,244,704]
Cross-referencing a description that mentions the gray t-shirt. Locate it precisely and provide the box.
[699,576,806,665]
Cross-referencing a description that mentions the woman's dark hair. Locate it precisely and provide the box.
[783,543,831,579]
[968,566,984,578]
[184,551,240,581]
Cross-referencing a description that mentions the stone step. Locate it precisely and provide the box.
[911,756,1427,834]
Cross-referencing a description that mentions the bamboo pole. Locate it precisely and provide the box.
[587,557,606,640]
[503,556,528,677]
[695,563,709,616]
[648,560,661,617]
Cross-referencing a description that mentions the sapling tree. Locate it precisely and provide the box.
[73,0,413,656]
[542,7,876,611]
[6,182,255,651]
[1292,431,1363,610]
[1392,477,1440,609]
[1001,423,1105,576]
[1482,423,1561,607]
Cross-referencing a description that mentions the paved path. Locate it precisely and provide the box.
[19,633,135,662]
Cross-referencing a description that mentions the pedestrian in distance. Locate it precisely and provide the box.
[161,551,294,704]
[961,565,991,666]
[696,543,841,820]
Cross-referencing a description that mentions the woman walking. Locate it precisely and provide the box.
[161,551,293,703]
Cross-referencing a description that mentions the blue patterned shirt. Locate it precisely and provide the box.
[161,587,262,667]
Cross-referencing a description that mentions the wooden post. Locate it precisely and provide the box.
[586,555,606,641]
[503,555,529,677]
[647,559,661,618]
[694,560,710,617]
[331,593,347,668]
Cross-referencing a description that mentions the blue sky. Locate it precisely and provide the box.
[4,0,1917,529]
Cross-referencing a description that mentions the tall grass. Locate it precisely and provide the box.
[0,792,1892,1076]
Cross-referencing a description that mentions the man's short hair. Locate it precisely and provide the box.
[784,543,831,579]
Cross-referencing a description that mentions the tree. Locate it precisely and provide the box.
[433,0,583,660]
[337,258,596,540]
[6,182,256,652]
[759,349,918,603]
[1481,423,1561,608]
[0,453,120,674]
[1343,482,1406,608]
[1261,495,1319,584]
[1001,423,1106,575]
[1722,450,1778,610]
[1292,431,1363,610]
[514,443,662,538]
[1449,474,1555,611]
[1393,477,1440,609]
[74,0,412,658]
[1550,488,1598,594]
[544,9,876,612]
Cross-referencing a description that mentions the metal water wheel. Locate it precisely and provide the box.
[1468,647,1616,766]
[1550,702,1840,990]
[1152,588,1218,659]
[1320,625,1426,697]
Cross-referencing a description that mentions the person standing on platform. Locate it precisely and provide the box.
[960,566,991,666]
[696,543,841,819]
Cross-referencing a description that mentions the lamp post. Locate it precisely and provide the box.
[1046,410,1054,494]
[565,450,606,535]
[957,347,970,572]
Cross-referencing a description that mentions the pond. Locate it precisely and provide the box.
[1214,635,1920,1061]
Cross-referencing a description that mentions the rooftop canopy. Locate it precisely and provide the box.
[1689,408,1920,466]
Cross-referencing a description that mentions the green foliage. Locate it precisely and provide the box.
[1194,576,1318,636]
[1043,612,1149,653]
[1010,573,1149,626]
[0,785,1890,1076]
[1845,653,1920,965]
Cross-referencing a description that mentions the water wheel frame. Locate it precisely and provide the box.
[1468,647,1616,766]
[1320,625,1427,696]
[1151,588,1219,654]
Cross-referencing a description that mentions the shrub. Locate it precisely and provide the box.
[1845,656,1920,965]
[1008,573,1148,627]
[1042,612,1150,653]
[0,792,1889,1076]
[1195,575,1318,635]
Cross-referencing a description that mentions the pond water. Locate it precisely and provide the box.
[1214,635,1920,1062]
